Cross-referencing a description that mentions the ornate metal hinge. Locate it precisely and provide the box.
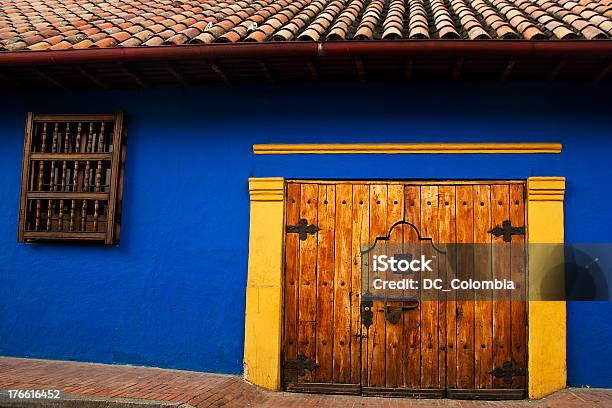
[284,354,319,377]
[286,218,320,241]
[361,299,373,328]
[489,220,525,242]
[489,361,526,385]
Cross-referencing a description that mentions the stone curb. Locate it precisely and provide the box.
[0,394,195,408]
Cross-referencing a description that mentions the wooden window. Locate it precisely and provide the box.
[18,113,127,244]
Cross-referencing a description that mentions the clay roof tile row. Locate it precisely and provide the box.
[299,0,345,41]
[380,0,403,39]
[327,0,365,40]
[1,0,611,52]
[448,0,490,39]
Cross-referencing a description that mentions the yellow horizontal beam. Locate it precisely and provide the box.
[253,142,562,154]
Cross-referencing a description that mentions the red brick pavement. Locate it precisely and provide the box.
[1,357,611,407]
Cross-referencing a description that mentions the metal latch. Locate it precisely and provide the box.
[378,302,419,325]
[361,299,373,328]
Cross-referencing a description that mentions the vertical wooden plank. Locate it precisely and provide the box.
[456,186,475,389]
[105,113,124,244]
[473,184,493,389]
[420,185,439,388]
[18,113,34,240]
[316,185,336,382]
[113,124,128,242]
[385,185,404,388]
[510,184,527,389]
[367,184,387,387]
[283,184,301,385]
[439,186,456,389]
[352,185,369,385]
[333,184,352,383]
[298,183,318,383]
[402,186,421,388]
[491,184,512,389]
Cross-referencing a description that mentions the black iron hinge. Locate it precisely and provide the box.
[284,354,319,377]
[489,220,525,242]
[489,361,526,385]
[286,218,320,241]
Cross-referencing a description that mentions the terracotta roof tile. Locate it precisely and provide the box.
[72,38,94,48]
[28,41,53,50]
[21,34,43,46]
[143,36,165,46]
[49,40,74,50]
[111,31,132,43]
[118,37,143,47]
[0,0,610,52]
[4,40,28,51]
[93,37,118,48]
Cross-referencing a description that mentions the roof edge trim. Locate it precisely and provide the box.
[0,41,610,67]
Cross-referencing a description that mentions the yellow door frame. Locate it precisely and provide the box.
[243,176,566,399]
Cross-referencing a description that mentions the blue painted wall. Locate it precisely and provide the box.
[0,83,610,386]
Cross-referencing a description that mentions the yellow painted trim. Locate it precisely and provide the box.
[243,177,285,391]
[249,178,285,202]
[253,143,562,155]
[527,176,566,399]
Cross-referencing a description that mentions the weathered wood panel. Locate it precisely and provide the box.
[491,185,512,389]
[298,183,318,382]
[283,183,300,382]
[420,186,440,388]
[509,184,527,389]
[366,184,388,387]
[455,186,475,389]
[403,186,421,389]
[352,185,369,385]
[473,184,493,389]
[385,185,404,388]
[439,186,456,389]
[315,185,336,382]
[333,184,352,383]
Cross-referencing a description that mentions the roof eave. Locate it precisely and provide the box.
[1,40,611,67]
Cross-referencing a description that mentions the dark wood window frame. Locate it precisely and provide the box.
[18,113,127,244]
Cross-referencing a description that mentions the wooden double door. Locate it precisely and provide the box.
[282,181,527,399]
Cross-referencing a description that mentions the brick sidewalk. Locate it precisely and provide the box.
[1,357,611,407]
